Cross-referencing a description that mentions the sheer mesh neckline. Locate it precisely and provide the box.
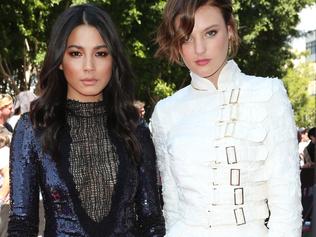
[66,99,106,117]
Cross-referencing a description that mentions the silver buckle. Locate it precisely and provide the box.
[234,187,244,205]
[234,207,246,225]
[229,88,240,104]
[226,146,237,164]
[230,169,240,186]
[224,122,235,137]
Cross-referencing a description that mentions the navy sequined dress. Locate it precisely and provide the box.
[8,102,165,237]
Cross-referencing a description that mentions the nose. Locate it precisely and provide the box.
[194,37,206,55]
[83,56,95,71]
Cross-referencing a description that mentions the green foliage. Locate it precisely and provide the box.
[283,62,316,127]
[234,0,315,78]
[153,78,175,100]
[0,0,315,115]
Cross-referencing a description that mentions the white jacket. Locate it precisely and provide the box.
[150,60,302,237]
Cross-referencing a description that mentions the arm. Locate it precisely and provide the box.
[150,103,180,231]
[303,146,313,167]
[135,122,166,237]
[0,166,10,204]
[8,114,39,237]
[0,147,10,203]
[265,80,302,237]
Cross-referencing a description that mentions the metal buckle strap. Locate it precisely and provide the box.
[230,169,241,186]
[229,88,240,104]
[234,207,246,225]
[226,146,237,164]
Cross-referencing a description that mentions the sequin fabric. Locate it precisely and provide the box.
[8,111,165,236]
[65,100,118,222]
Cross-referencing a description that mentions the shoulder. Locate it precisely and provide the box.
[239,74,288,102]
[151,85,191,125]
[135,119,150,137]
[14,113,33,131]
[156,85,191,111]
[241,73,284,90]
[0,147,10,168]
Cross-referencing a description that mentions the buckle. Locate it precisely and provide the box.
[229,88,240,104]
[226,146,237,164]
[234,187,244,205]
[230,169,240,186]
[219,104,238,122]
[234,207,246,225]
[224,122,235,137]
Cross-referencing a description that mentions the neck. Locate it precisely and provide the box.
[203,59,227,89]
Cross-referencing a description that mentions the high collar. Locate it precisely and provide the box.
[65,99,106,118]
[190,60,241,91]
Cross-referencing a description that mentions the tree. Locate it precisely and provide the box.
[283,61,316,127]
[1,0,315,117]
[0,0,71,95]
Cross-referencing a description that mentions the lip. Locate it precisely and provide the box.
[195,59,210,66]
[80,78,97,86]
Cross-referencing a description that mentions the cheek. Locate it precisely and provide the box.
[99,59,113,78]
[180,46,194,64]
[62,61,80,80]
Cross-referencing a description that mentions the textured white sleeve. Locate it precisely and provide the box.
[150,101,180,231]
[265,79,302,237]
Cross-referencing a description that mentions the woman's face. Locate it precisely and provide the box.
[180,5,232,84]
[60,24,113,102]
[0,102,13,122]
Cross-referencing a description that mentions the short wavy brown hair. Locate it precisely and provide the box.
[155,0,239,64]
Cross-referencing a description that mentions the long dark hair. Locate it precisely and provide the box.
[30,4,140,161]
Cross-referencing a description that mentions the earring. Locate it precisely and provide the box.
[227,40,232,59]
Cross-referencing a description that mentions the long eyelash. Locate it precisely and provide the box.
[97,51,109,56]
[69,51,81,57]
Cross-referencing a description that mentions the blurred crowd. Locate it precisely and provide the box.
[0,91,42,237]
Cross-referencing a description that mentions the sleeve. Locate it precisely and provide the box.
[265,79,302,237]
[303,146,312,165]
[135,121,166,237]
[8,114,39,237]
[149,102,180,231]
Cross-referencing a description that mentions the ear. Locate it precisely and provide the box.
[227,25,233,40]
[59,64,63,70]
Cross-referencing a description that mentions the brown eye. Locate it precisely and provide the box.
[69,51,82,57]
[96,51,109,57]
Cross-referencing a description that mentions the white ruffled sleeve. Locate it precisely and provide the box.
[150,101,180,231]
[265,79,302,237]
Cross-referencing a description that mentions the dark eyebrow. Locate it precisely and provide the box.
[66,44,108,49]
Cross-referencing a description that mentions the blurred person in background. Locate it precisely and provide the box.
[0,128,11,237]
[133,100,146,119]
[7,90,37,129]
[303,127,316,166]
[0,95,14,133]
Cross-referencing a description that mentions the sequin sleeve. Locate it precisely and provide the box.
[135,120,166,237]
[8,114,40,236]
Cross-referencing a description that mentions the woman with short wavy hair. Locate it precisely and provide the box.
[151,0,302,236]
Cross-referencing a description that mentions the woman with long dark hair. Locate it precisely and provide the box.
[8,4,165,237]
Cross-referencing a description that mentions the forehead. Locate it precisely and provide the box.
[67,24,105,45]
[193,5,226,31]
